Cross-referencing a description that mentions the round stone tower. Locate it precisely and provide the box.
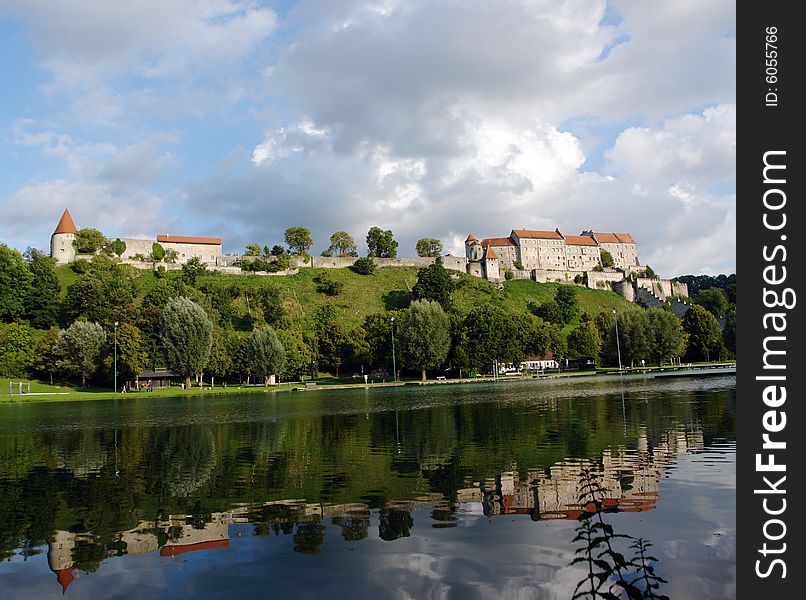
[50,208,78,264]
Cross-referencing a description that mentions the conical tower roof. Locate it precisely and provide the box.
[53,209,77,235]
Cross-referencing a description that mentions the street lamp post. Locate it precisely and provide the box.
[612,309,622,371]
[114,321,119,394]
[390,317,397,383]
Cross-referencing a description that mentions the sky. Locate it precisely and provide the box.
[0,0,735,277]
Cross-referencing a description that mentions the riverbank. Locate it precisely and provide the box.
[1,362,736,404]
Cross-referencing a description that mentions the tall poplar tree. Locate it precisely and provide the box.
[160,297,213,389]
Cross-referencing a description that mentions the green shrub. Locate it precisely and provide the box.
[351,257,376,275]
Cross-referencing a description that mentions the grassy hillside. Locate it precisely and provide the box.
[54,264,634,332]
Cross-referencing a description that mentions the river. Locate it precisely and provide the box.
[0,375,735,599]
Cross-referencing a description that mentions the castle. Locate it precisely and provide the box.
[464,228,638,280]
[49,208,687,303]
[50,208,223,267]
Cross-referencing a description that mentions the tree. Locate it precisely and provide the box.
[160,297,213,389]
[315,272,344,296]
[151,242,165,261]
[164,248,178,263]
[270,245,286,256]
[555,286,579,325]
[366,227,398,258]
[643,265,657,279]
[0,322,36,377]
[415,238,442,257]
[646,308,686,365]
[723,306,736,356]
[567,321,602,363]
[463,305,521,369]
[247,326,286,385]
[110,238,127,257]
[694,288,729,319]
[205,327,233,383]
[62,257,137,325]
[112,323,148,384]
[277,328,312,381]
[399,300,451,380]
[56,321,107,386]
[682,305,725,362]
[600,250,614,269]
[256,285,285,325]
[284,227,313,256]
[351,257,376,275]
[0,244,33,323]
[362,312,396,371]
[31,326,61,384]
[74,228,106,254]
[533,301,564,326]
[618,310,650,367]
[181,256,207,286]
[24,248,60,328]
[244,243,262,256]
[327,231,357,257]
[411,264,454,309]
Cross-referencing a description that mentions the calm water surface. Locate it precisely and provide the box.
[0,375,736,599]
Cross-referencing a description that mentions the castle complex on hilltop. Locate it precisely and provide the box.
[464,228,638,281]
[49,208,687,304]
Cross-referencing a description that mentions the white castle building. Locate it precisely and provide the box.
[464,228,639,279]
[50,208,223,266]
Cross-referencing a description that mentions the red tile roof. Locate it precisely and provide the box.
[56,568,75,593]
[465,234,478,242]
[511,229,563,240]
[157,235,222,245]
[589,232,636,244]
[564,235,598,247]
[481,237,516,247]
[484,246,499,260]
[160,539,229,557]
[53,209,78,235]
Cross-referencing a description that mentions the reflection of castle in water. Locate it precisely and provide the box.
[466,427,704,521]
[47,427,703,593]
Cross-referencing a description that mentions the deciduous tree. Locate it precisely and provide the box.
[57,321,107,386]
[247,326,286,385]
[411,264,454,309]
[73,228,106,254]
[399,300,450,380]
[682,305,725,362]
[244,243,262,256]
[327,231,358,257]
[646,308,686,365]
[415,238,442,257]
[284,227,313,256]
[0,244,33,323]
[160,297,213,389]
[366,227,398,258]
[24,248,59,328]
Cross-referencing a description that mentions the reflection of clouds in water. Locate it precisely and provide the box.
[363,530,583,600]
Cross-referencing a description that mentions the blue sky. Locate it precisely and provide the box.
[0,0,735,276]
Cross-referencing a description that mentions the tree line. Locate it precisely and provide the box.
[244,226,444,260]
[0,243,734,389]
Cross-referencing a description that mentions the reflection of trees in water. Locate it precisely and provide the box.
[571,469,668,600]
[379,507,413,541]
[293,520,325,554]
[332,511,370,541]
[61,431,107,478]
[156,427,216,498]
